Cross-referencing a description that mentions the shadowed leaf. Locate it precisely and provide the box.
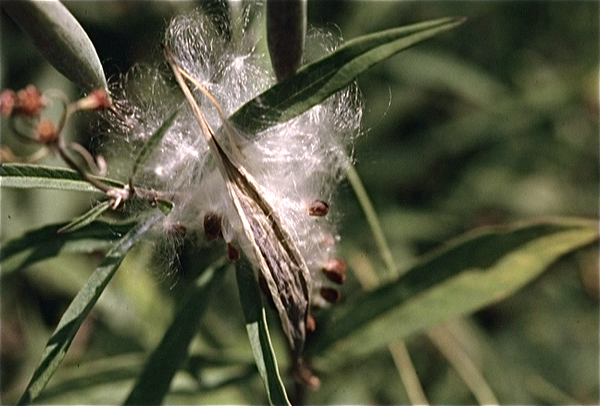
[236,262,291,406]
[58,201,111,233]
[1,219,138,275]
[230,16,466,133]
[124,258,230,405]
[308,218,599,366]
[17,210,165,405]
[2,0,107,91]
[0,163,124,192]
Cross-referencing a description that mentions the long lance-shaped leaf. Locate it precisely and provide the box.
[124,258,229,406]
[164,47,312,367]
[131,110,179,179]
[236,262,291,406]
[57,201,111,233]
[1,219,138,275]
[230,16,466,133]
[17,210,164,405]
[0,163,124,192]
[2,0,107,91]
[307,218,599,366]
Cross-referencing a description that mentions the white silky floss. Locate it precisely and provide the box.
[105,8,362,304]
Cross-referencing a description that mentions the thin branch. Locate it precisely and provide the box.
[427,325,499,406]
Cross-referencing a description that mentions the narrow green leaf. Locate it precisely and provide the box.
[1,219,138,275]
[236,262,291,406]
[230,17,465,133]
[2,0,107,91]
[17,210,164,405]
[57,201,111,233]
[124,258,230,406]
[131,110,179,179]
[0,163,124,192]
[308,218,599,365]
[34,354,144,405]
[267,0,306,81]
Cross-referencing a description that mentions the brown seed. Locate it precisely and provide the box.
[320,287,341,303]
[227,242,240,262]
[165,222,187,239]
[322,257,347,285]
[306,314,316,333]
[203,213,222,240]
[294,361,321,390]
[307,200,329,217]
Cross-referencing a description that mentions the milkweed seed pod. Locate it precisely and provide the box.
[102,4,362,384]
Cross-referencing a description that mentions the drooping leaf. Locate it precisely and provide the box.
[57,201,111,233]
[124,258,230,405]
[0,163,124,192]
[230,16,466,133]
[236,262,291,406]
[2,0,107,91]
[308,218,599,366]
[1,219,138,275]
[131,110,179,179]
[17,210,165,405]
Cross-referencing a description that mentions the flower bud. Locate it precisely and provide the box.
[36,119,58,144]
[307,199,329,217]
[76,89,112,111]
[1,90,16,117]
[16,85,45,117]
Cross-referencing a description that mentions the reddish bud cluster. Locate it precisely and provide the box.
[1,90,15,118]
[1,85,46,118]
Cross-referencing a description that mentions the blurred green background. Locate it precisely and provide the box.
[1,1,598,404]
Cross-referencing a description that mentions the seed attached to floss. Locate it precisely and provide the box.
[320,287,342,303]
[203,212,222,241]
[165,222,187,239]
[306,314,316,333]
[307,199,329,217]
[322,257,347,285]
[226,241,241,262]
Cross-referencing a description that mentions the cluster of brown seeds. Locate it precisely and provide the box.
[203,198,348,337]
